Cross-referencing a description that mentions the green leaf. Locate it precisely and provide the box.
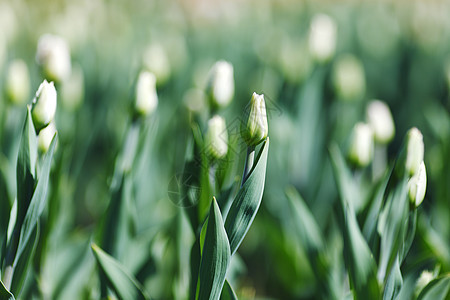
[225,138,269,255]
[220,280,238,300]
[0,279,15,300]
[91,243,150,300]
[417,274,450,300]
[0,157,11,262]
[14,133,57,270]
[196,198,231,300]
[383,257,402,300]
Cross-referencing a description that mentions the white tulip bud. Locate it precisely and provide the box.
[366,100,395,143]
[308,14,337,63]
[32,80,57,132]
[205,115,228,160]
[241,93,268,147]
[405,127,424,177]
[332,54,366,101]
[61,64,84,111]
[135,71,158,116]
[206,61,235,109]
[142,43,170,86]
[414,270,434,297]
[5,59,30,105]
[36,34,71,82]
[349,122,374,167]
[408,161,426,207]
[38,121,57,153]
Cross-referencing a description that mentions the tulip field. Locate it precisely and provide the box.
[0,1,449,299]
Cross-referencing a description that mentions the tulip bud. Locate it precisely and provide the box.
[205,115,228,160]
[332,54,366,102]
[38,121,57,153]
[414,270,434,297]
[405,127,424,177]
[241,93,268,147]
[408,161,426,207]
[366,100,395,144]
[36,34,71,82]
[142,43,170,86]
[32,80,57,132]
[308,14,337,63]
[135,71,158,117]
[206,61,234,109]
[348,122,374,167]
[5,59,30,105]
[61,64,84,111]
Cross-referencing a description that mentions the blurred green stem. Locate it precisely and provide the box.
[241,145,255,187]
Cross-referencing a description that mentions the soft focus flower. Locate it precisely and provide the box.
[206,61,234,109]
[38,121,57,153]
[308,13,337,63]
[366,100,395,143]
[5,59,30,105]
[135,71,158,116]
[205,115,228,160]
[408,161,427,207]
[36,34,72,82]
[414,270,434,297]
[241,93,268,147]
[349,122,374,167]
[31,80,57,132]
[405,127,424,177]
[332,54,366,101]
[61,64,84,111]
[142,43,171,86]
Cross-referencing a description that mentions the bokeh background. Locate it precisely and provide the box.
[0,0,449,299]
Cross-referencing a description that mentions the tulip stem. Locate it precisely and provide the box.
[241,145,255,187]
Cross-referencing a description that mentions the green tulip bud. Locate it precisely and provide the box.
[31,80,57,132]
[405,127,424,177]
[241,92,268,147]
[366,100,395,143]
[206,61,234,109]
[205,115,228,160]
[348,122,374,167]
[135,71,158,117]
[408,161,426,207]
[5,59,30,105]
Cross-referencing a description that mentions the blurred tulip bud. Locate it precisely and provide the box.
[61,64,84,111]
[405,127,424,177]
[332,54,366,101]
[241,93,268,147]
[38,121,57,153]
[414,270,434,297]
[36,34,71,82]
[408,161,426,207]
[308,14,337,63]
[135,71,158,117]
[143,43,170,86]
[32,80,57,132]
[206,61,234,109]
[5,59,30,105]
[349,122,374,167]
[366,100,395,143]
[205,115,228,160]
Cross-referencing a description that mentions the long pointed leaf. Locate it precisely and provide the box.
[225,138,269,255]
[197,198,231,300]
[220,280,238,300]
[0,279,15,300]
[417,274,450,300]
[91,243,150,300]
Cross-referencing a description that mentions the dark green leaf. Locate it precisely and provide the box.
[220,280,238,300]
[91,243,150,300]
[225,138,269,255]
[197,198,231,300]
[0,279,15,300]
[383,257,402,300]
[417,274,450,300]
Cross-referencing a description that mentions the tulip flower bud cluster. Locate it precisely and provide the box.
[31,80,57,132]
[135,71,158,117]
[5,59,30,105]
[308,14,337,63]
[405,127,426,207]
[241,93,268,147]
[348,122,374,167]
[205,115,228,160]
[36,34,72,82]
[206,61,235,109]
